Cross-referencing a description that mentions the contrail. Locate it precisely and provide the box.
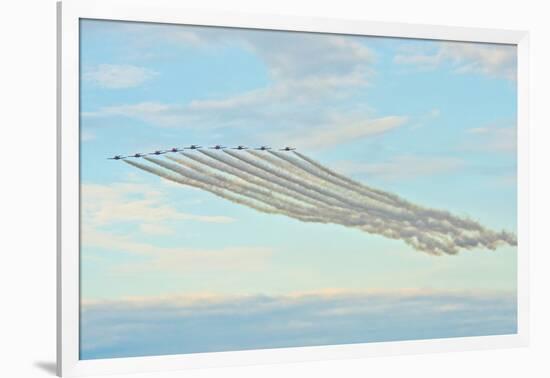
[288,152,517,248]
[290,151,493,234]
[292,151,403,202]
[227,150,483,241]
[172,153,329,209]
[220,151,515,253]
[223,149,410,220]
[270,150,401,207]
[191,154,510,254]
[144,157,333,222]
[122,151,517,255]
[123,159,280,216]
[264,150,431,221]
[170,154,458,252]
[199,150,356,210]
[133,159,460,254]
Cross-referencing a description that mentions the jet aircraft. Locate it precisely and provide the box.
[165,147,184,153]
[148,150,168,156]
[128,153,146,158]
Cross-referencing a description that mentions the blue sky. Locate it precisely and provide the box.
[79,19,518,358]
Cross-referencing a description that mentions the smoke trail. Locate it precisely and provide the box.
[123,151,517,255]
[262,150,417,216]
[227,150,476,240]
[218,152,515,253]
[123,159,279,216]
[248,150,460,241]
[223,149,408,220]
[179,154,493,254]
[154,158,462,254]
[293,151,402,202]
[171,153,329,209]
[288,152,516,248]
[290,151,498,234]
[156,156,461,252]
[199,150,354,210]
[144,157,332,222]
[269,150,509,243]
[271,150,401,207]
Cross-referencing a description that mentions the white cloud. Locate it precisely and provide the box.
[83,64,158,89]
[80,181,270,275]
[465,124,516,153]
[167,27,374,83]
[394,41,516,80]
[81,182,235,230]
[273,116,407,149]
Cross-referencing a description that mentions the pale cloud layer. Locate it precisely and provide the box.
[81,182,256,275]
[81,289,517,359]
[82,228,273,274]
[395,42,516,80]
[82,182,234,229]
[83,64,158,89]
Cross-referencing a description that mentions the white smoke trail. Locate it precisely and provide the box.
[123,151,516,255]
[199,150,353,210]
[291,151,495,235]
[178,154,490,254]
[267,151,494,240]
[123,159,279,216]
[270,150,401,207]
[286,152,517,248]
[131,158,458,254]
[221,151,515,252]
[226,150,470,238]
[144,157,331,222]
[223,149,401,217]
[171,153,328,209]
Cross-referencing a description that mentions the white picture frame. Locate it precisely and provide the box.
[57,0,530,376]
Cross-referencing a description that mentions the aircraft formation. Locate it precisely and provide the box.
[108,145,295,160]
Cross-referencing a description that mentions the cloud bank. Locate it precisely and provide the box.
[80,289,517,359]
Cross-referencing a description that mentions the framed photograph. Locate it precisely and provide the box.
[57,0,529,376]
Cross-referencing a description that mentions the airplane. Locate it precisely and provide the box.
[279,146,296,151]
[107,155,126,160]
[184,144,202,150]
[128,153,147,158]
[232,145,248,150]
[209,145,226,150]
[255,145,271,150]
[164,147,184,153]
[148,150,168,156]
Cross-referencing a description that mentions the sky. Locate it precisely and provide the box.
[79,19,518,359]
